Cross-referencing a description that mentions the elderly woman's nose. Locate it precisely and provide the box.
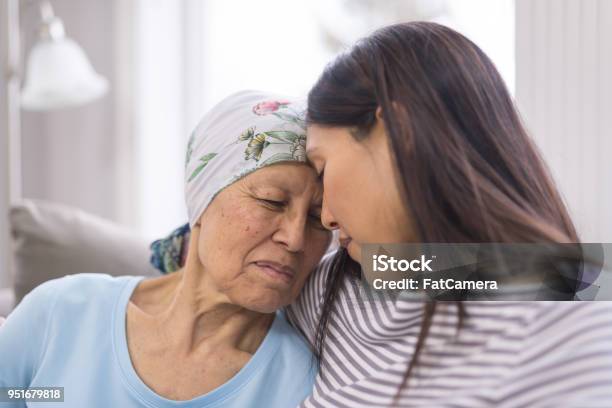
[273,212,308,252]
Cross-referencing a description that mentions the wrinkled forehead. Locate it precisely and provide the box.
[240,162,324,203]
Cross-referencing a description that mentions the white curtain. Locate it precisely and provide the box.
[516,0,612,242]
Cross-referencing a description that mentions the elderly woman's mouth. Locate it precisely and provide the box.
[254,261,296,284]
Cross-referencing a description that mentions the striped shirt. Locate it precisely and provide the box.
[286,250,612,407]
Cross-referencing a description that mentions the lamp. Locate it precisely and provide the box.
[1,0,109,290]
[20,1,109,110]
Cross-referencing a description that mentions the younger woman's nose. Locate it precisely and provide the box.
[321,203,338,231]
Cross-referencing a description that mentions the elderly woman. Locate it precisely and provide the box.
[0,91,331,407]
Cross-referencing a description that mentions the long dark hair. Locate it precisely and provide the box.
[307,22,579,395]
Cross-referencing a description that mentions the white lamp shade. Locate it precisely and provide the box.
[21,37,109,110]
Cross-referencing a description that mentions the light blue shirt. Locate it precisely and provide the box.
[0,274,316,407]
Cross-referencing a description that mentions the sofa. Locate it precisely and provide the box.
[2,199,160,315]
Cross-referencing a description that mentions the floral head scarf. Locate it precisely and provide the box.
[151,90,307,273]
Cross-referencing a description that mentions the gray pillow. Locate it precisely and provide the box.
[10,199,160,305]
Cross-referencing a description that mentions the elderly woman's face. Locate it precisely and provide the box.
[195,162,330,313]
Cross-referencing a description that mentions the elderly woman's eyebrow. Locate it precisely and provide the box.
[248,183,291,196]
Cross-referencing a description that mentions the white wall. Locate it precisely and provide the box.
[516,0,612,242]
[130,0,187,240]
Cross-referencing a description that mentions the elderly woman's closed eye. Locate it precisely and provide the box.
[0,91,330,407]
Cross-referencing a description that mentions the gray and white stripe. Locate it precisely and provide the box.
[286,251,612,407]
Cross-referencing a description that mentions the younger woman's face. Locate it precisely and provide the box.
[306,118,417,262]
